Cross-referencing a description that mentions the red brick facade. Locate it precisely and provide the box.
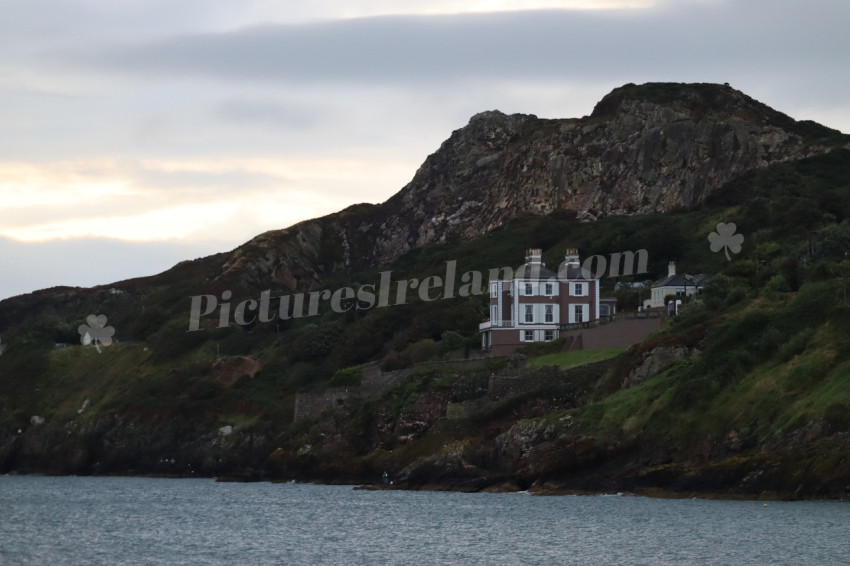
[479,248,615,356]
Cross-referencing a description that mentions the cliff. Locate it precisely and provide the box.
[216,82,848,291]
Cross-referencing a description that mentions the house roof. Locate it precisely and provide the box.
[513,264,558,280]
[560,264,595,280]
[652,273,711,289]
[512,263,596,281]
[615,281,651,290]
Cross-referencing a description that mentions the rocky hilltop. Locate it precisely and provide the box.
[217,82,847,291]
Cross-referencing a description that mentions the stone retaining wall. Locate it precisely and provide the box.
[295,356,618,422]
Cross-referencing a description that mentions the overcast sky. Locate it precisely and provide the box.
[1,0,848,300]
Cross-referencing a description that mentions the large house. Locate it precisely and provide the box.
[647,261,710,309]
[479,248,616,356]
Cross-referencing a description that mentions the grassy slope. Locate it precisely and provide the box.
[582,283,850,439]
[527,349,626,370]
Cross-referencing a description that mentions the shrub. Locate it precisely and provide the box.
[406,339,439,364]
[517,338,567,357]
[287,362,332,390]
[777,329,814,363]
[763,273,791,295]
[787,281,837,325]
[755,241,783,260]
[330,367,363,387]
[824,402,850,433]
[815,222,850,259]
[381,351,411,372]
[702,275,751,309]
[438,331,466,354]
[149,321,209,362]
[126,306,170,341]
[289,323,344,363]
[218,326,259,356]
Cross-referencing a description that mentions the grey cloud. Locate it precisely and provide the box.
[214,98,324,130]
[52,1,849,91]
[0,0,232,39]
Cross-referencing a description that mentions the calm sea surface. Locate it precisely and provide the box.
[1,476,848,565]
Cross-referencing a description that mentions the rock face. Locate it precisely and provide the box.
[623,345,700,388]
[217,82,848,291]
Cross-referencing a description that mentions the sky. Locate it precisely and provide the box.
[1,0,848,300]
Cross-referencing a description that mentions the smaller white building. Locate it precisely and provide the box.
[648,261,710,308]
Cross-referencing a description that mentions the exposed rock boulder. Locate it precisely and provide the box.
[624,345,700,388]
[495,419,557,470]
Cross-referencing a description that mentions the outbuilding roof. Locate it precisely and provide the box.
[652,273,711,289]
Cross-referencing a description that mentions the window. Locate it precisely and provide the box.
[573,304,584,323]
[525,305,533,323]
[545,305,554,323]
[544,283,553,295]
[544,330,554,342]
[524,283,533,296]
[574,283,585,296]
[524,330,534,342]
[490,284,498,298]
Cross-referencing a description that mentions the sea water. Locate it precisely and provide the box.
[1,476,848,565]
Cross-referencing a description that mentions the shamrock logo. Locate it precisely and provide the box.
[708,222,744,260]
[78,314,114,353]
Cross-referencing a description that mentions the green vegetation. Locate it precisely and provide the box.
[329,366,363,387]
[3,147,850,495]
[527,348,625,370]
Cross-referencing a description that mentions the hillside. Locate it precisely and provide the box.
[2,83,850,498]
[192,82,848,292]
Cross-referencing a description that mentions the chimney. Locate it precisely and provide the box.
[668,261,676,277]
[525,248,543,265]
[565,248,580,266]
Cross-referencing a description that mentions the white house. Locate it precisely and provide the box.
[479,248,617,355]
[647,261,710,308]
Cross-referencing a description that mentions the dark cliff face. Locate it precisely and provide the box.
[373,82,845,255]
[152,83,850,292]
